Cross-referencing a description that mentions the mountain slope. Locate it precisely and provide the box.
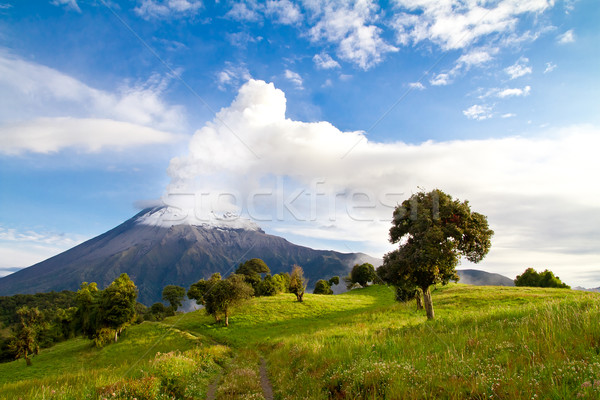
[0,208,378,304]
[457,269,514,286]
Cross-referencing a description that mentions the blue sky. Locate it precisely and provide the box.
[0,0,599,286]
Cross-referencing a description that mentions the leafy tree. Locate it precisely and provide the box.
[99,273,138,343]
[9,306,42,366]
[328,276,340,286]
[236,258,270,293]
[274,273,290,293]
[345,263,377,289]
[289,265,306,302]
[75,282,100,338]
[386,189,494,319]
[378,249,423,310]
[514,268,570,288]
[162,285,186,311]
[313,279,333,295]
[188,274,253,326]
[188,273,222,308]
[257,274,284,296]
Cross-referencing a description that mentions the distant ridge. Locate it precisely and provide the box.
[456,269,515,286]
[0,207,379,305]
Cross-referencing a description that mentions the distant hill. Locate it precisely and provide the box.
[573,286,600,293]
[0,207,378,305]
[456,269,514,286]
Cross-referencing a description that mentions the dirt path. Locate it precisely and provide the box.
[259,357,274,400]
[206,372,221,400]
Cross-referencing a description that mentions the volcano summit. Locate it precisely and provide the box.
[0,206,378,304]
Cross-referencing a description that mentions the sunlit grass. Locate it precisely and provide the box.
[3,284,600,399]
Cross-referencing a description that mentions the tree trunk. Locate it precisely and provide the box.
[114,330,119,343]
[422,286,435,320]
[297,292,304,302]
[25,353,31,366]
[225,314,229,327]
[415,292,424,310]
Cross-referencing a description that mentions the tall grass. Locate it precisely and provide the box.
[3,284,600,399]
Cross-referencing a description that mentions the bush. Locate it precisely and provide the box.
[514,268,570,288]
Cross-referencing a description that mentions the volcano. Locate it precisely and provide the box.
[0,207,379,304]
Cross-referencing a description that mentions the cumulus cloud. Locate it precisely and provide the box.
[497,85,531,98]
[557,29,575,44]
[408,81,425,90]
[544,62,557,73]
[307,0,398,70]
[0,51,183,154]
[134,0,203,20]
[505,58,532,79]
[284,69,303,89]
[227,1,261,22]
[481,85,531,99]
[463,104,492,120]
[265,0,302,24]
[217,62,252,91]
[391,0,554,50]
[313,53,340,69]
[165,80,600,283]
[51,0,81,12]
[430,73,450,86]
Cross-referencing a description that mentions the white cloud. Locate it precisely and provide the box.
[0,51,184,154]
[463,104,492,120]
[265,0,302,24]
[51,0,81,12]
[501,113,516,118]
[166,80,600,285]
[430,73,450,86]
[0,118,179,154]
[544,62,557,73]
[557,29,575,44]
[313,53,341,69]
[134,0,203,20]
[505,58,532,79]
[456,48,495,69]
[307,0,398,70]
[227,1,261,22]
[391,0,554,50]
[408,81,425,90]
[0,226,85,275]
[497,85,531,98]
[217,62,252,91]
[284,69,303,89]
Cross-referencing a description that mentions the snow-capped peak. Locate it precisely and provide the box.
[135,206,262,231]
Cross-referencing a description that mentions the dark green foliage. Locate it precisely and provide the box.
[100,274,138,341]
[0,291,78,327]
[514,268,570,288]
[345,263,377,289]
[188,274,253,326]
[257,274,284,296]
[236,258,270,294]
[8,306,42,366]
[289,265,306,302]
[74,274,138,346]
[0,291,80,363]
[162,285,186,311]
[313,280,333,295]
[385,189,494,319]
[328,276,340,286]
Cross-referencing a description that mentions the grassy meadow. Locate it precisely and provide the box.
[2,284,600,399]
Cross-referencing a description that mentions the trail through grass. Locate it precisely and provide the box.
[3,284,600,399]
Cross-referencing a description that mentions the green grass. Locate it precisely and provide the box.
[3,284,600,399]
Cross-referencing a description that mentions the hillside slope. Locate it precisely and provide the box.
[2,285,600,399]
[0,207,378,304]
